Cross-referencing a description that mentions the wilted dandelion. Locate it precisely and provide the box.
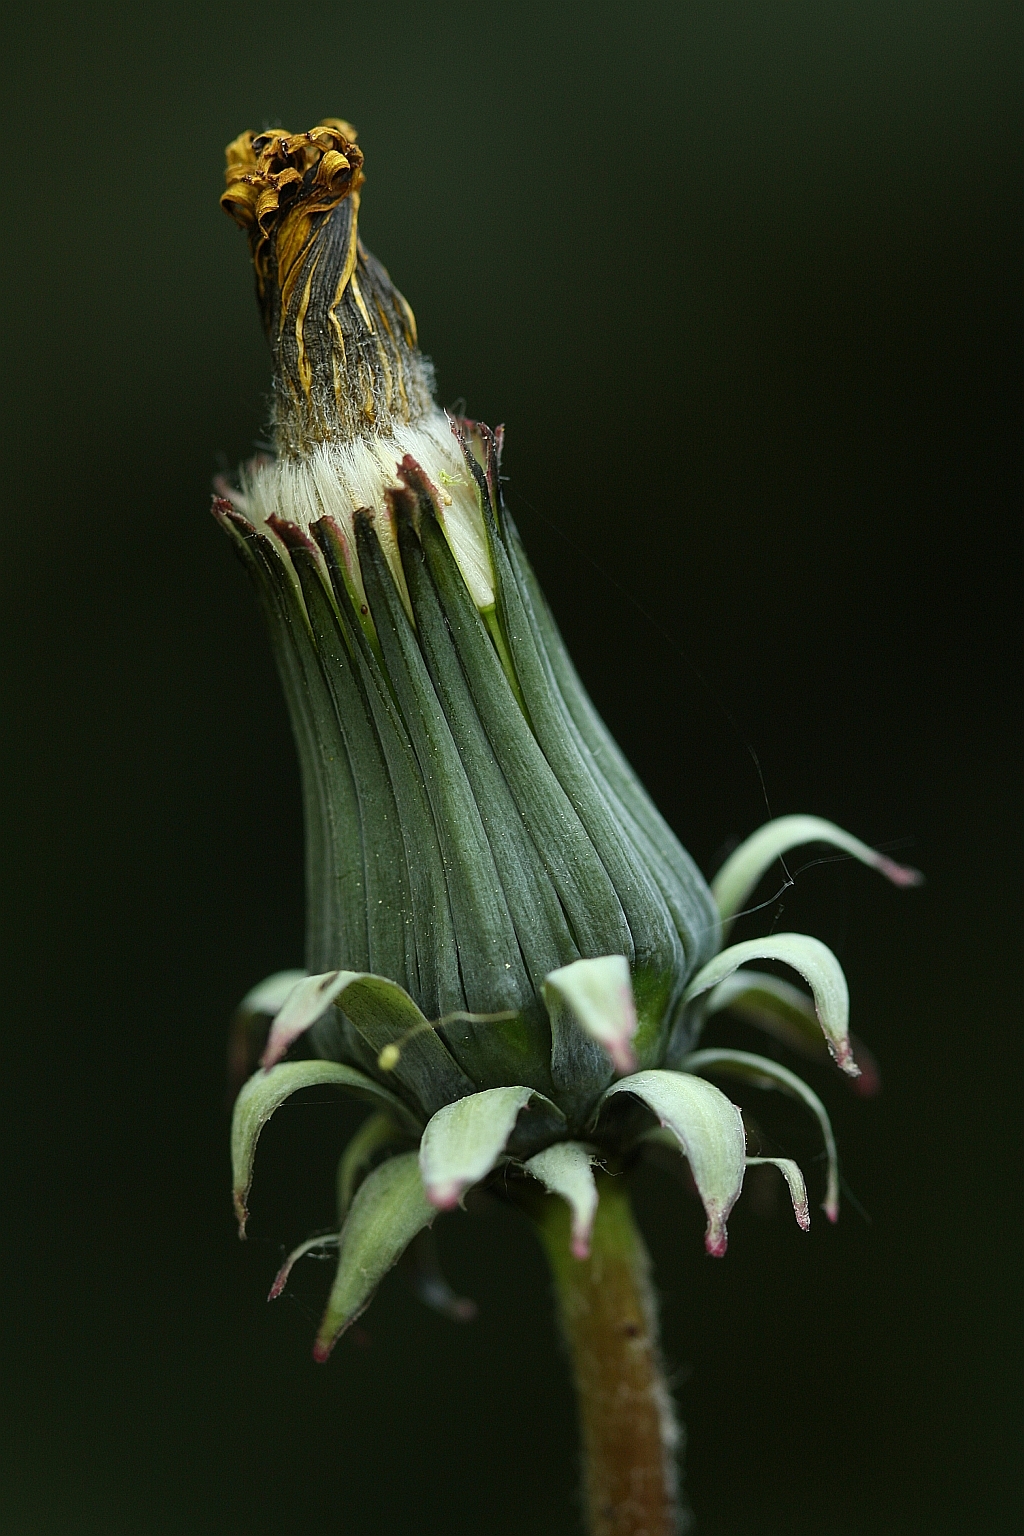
[216,120,920,1536]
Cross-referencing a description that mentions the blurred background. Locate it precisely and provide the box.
[2,3,1019,1532]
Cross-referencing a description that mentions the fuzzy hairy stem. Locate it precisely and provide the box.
[534,1173,684,1536]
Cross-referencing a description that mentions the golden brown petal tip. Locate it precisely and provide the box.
[221,121,365,303]
[221,120,435,456]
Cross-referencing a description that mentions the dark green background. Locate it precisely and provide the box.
[2,3,1019,1532]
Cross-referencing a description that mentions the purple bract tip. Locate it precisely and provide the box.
[875,855,924,888]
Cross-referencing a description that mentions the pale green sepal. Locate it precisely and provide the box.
[314,1152,436,1362]
[746,1157,810,1230]
[683,933,856,1076]
[262,970,363,1067]
[229,968,308,1093]
[698,968,824,1057]
[419,1086,563,1209]
[231,1061,419,1237]
[712,814,922,933]
[263,968,474,1116]
[337,1111,408,1218]
[544,955,639,1076]
[268,1233,338,1301]
[681,1047,840,1221]
[700,971,879,1089]
[523,1141,599,1260]
[599,1069,746,1256]
[237,969,309,1018]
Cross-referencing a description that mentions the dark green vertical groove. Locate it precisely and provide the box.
[484,507,682,984]
[286,543,418,994]
[313,516,464,1023]
[355,514,532,1020]
[503,518,720,1036]
[505,518,719,971]
[405,511,580,980]
[417,508,632,962]
[397,513,568,1089]
[546,985,615,1129]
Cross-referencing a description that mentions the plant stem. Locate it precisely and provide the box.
[534,1172,683,1536]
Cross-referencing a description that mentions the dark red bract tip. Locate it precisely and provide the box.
[267,515,319,555]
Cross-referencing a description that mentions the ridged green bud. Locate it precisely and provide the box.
[220,122,920,1359]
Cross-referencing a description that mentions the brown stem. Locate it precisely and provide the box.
[533,1172,683,1536]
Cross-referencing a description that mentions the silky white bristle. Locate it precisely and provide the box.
[240,411,495,610]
